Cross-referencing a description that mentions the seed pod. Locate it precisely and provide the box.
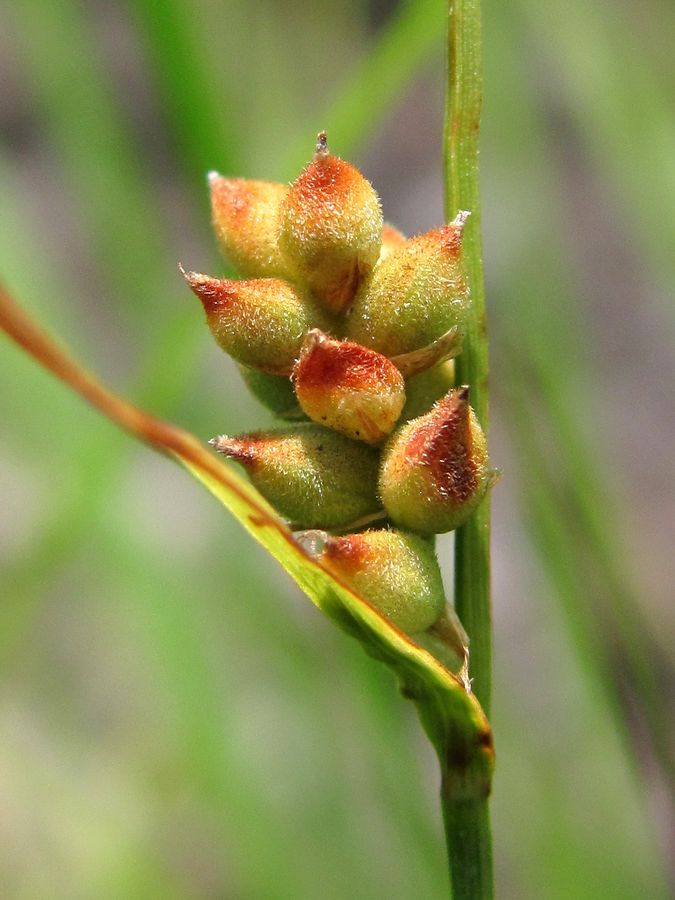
[292,330,405,444]
[379,387,490,534]
[319,529,446,633]
[278,132,383,314]
[346,212,471,356]
[181,267,327,374]
[399,360,455,423]
[209,174,293,279]
[211,425,380,529]
[237,366,305,420]
[379,223,406,261]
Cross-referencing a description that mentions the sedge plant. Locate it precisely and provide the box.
[0,1,496,896]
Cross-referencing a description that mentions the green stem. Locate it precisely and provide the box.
[443,1,494,897]
[444,0,491,717]
[441,784,494,900]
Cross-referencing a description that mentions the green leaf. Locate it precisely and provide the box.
[0,285,493,794]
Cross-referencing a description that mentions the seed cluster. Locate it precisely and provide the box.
[182,133,492,657]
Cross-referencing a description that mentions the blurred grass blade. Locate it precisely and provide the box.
[516,0,675,301]
[501,339,675,801]
[0,285,494,790]
[283,0,446,175]
[8,0,176,310]
[125,0,241,183]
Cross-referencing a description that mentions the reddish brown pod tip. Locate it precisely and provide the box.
[180,265,327,374]
[278,132,383,314]
[379,386,491,534]
[209,173,293,279]
[292,330,405,444]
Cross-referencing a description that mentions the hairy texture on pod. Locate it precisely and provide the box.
[278,133,383,314]
[209,174,293,279]
[400,360,455,423]
[346,213,470,356]
[292,330,405,444]
[378,223,406,261]
[237,366,305,420]
[181,268,328,374]
[211,425,381,529]
[320,529,446,634]
[379,387,489,534]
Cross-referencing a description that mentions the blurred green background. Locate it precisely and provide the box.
[1,0,674,897]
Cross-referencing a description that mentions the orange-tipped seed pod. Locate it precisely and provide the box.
[211,425,381,529]
[319,529,445,633]
[346,212,471,356]
[379,387,490,534]
[278,132,383,314]
[292,330,405,444]
[209,174,293,279]
[181,267,327,374]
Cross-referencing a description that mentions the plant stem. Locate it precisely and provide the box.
[443,1,494,897]
[444,0,491,718]
[441,782,494,900]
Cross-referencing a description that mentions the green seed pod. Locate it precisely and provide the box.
[379,387,490,534]
[237,365,305,420]
[181,267,327,374]
[379,223,406,261]
[400,360,455,422]
[278,132,383,315]
[346,211,471,356]
[209,174,294,279]
[319,529,446,633]
[292,330,405,444]
[211,425,381,529]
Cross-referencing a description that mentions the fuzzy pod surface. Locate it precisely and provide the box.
[320,529,446,633]
[278,133,383,315]
[293,330,405,444]
[212,425,381,529]
[181,269,328,374]
[379,387,489,534]
[346,216,470,357]
[209,175,294,280]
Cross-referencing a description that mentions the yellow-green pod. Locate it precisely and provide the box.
[346,213,470,356]
[181,267,328,374]
[320,529,445,633]
[211,425,380,529]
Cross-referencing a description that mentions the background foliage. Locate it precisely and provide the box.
[1,0,673,897]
